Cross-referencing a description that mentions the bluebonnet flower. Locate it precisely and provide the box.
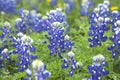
[62,51,82,76]
[108,19,120,58]
[24,60,51,80]
[15,9,43,33]
[88,54,109,80]
[46,8,69,34]
[12,32,37,72]
[48,23,74,58]
[0,22,14,51]
[50,0,58,7]
[88,1,111,47]
[80,0,94,16]
[64,0,75,14]
[0,0,16,13]
[0,48,13,68]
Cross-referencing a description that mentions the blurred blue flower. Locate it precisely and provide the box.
[50,0,58,7]
[64,0,75,14]
[80,0,94,16]
[0,0,17,13]
[88,54,109,80]
[62,51,82,76]
[0,48,13,68]
[15,9,43,33]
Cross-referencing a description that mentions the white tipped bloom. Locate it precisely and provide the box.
[21,35,33,45]
[17,32,24,38]
[23,10,29,16]
[75,62,83,68]
[93,54,105,66]
[15,18,22,23]
[42,16,48,20]
[65,35,70,40]
[52,22,61,27]
[112,10,118,14]
[105,17,110,22]
[56,8,62,12]
[2,48,8,53]
[26,68,32,76]
[43,70,51,77]
[68,51,75,58]
[30,10,37,17]
[103,0,110,6]
[94,8,99,13]
[32,60,45,71]
[4,21,11,29]
[116,20,120,26]
[98,17,104,22]
[114,27,120,34]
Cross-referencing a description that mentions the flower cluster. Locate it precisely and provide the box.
[62,51,82,76]
[12,32,37,72]
[88,0,110,47]
[64,0,75,14]
[0,48,13,68]
[80,0,94,16]
[0,0,19,13]
[15,9,43,33]
[0,22,13,50]
[48,24,74,58]
[24,60,51,80]
[108,18,120,58]
[88,54,109,80]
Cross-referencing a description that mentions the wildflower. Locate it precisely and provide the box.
[80,0,94,16]
[62,51,82,76]
[88,0,110,47]
[88,54,109,80]
[24,60,51,80]
[64,0,75,14]
[0,48,13,68]
[50,0,58,7]
[12,32,37,72]
[108,19,120,58]
[15,9,43,33]
[48,27,74,58]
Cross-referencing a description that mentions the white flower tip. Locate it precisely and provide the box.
[26,69,32,75]
[17,32,24,37]
[2,48,8,53]
[65,35,70,40]
[112,10,118,14]
[93,54,105,62]
[16,18,22,23]
[4,21,11,29]
[42,16,48,20]
[23,10,29,16]
[52,22,61,27]
[76,62,83,68]
[94,8,99,13]
[56,8,62,12]
[98,17,104,22]
[103,0,110,6]
[116,20,120,26]
[68,51,75,58]
[32,60,45,71]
